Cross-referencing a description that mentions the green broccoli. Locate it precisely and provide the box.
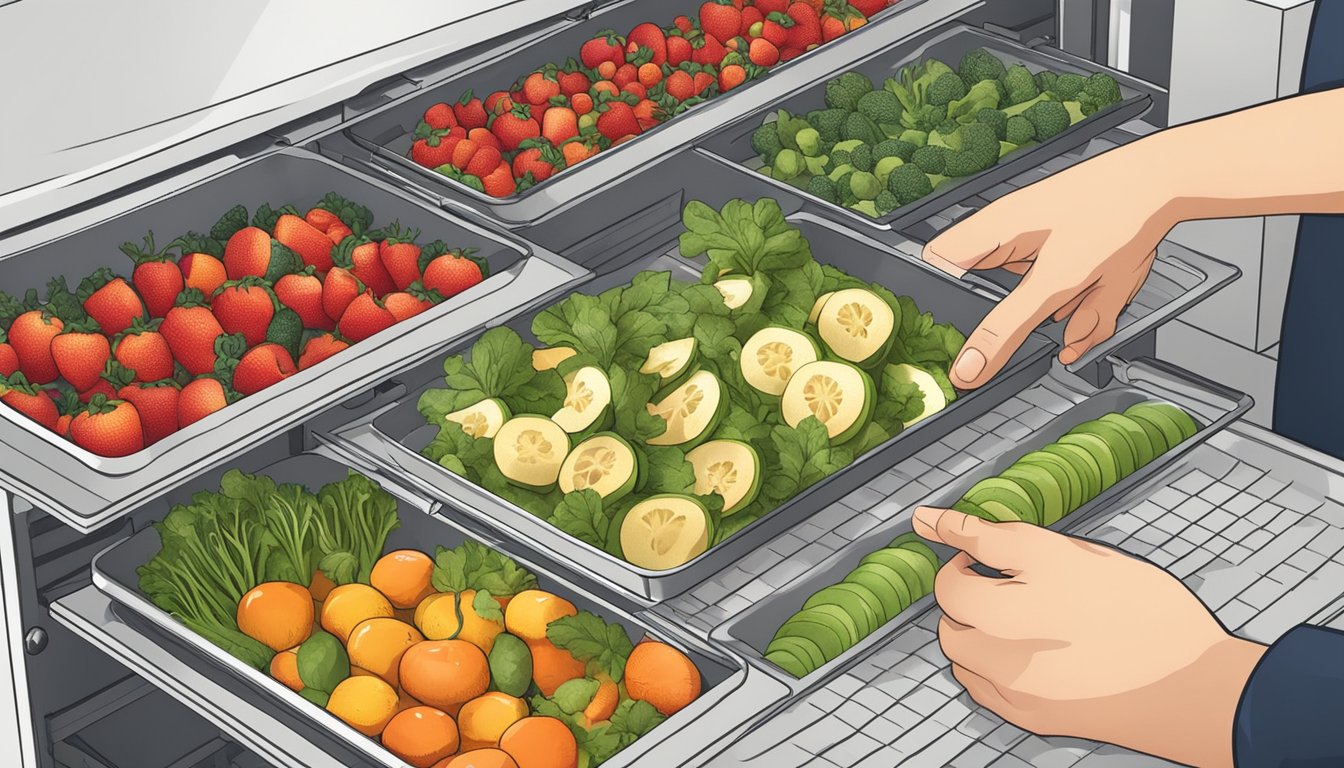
[857,89,903,126]
[1023,100,1070,140]
[910,145,947,175]
[873,139,917,162]
[958,122,1001,172]
[806,175,838,204]
[958,48,1007,89]
[751,123,784,162]
[1005,115,1035,145]
[827,149,852,170]
[1052,72,1087,100]
[1001,64,1040,105]
[975,108,1008,140]
[874,189,900,216]
[849,144,875,172]
[926,71,967,107]
[944,151,983,178]
[902,104,947,133]
[1084,73,1123,106]
[1003,92,1050,117]
[874,156,905,183]
[771,149,805,179]
[835,171,858,205]
[1035,70,1059,94]
[807,108,850,145]
[842,112,885,145]
[887,163,934,205]
[825,71,875,111]
[850,171,883,201]
[795,127,823,157]
[899,129,928,147]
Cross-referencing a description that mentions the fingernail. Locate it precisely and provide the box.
[922,247,966,278]
[952,347,986,384]
[1059,346,1080,365]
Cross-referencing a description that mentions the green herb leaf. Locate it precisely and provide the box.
[473,589,504,623]
[552,677,600,715]
[551,490,610,549]
[547,611,635,683]
[638,446,695,495]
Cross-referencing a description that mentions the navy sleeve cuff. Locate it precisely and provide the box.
[1234,624,1344,766]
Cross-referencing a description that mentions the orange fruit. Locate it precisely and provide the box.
[326,675,399,736]
[500,717,577,768]
[322,583,395,643]
[503,590,576,643]
[347,617,423,687]
[434,749,519,768]
[400,639,491,709]
[310,569,337,602]
[526,639,585,697]
[381,705,460,768]
[237,581,314,652]
[582,674,618,724]
[371,550,436,609]
[624,640,701,716]
[416,591,504,653]
[270,648,303,692]
[457,692,528,751]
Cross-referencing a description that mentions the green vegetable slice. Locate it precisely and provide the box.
[740,326,821,397]
[780,360,874,443]
[686,439,761,516]
[444,398,511,439]
[639,337,697,385]
[646,370,726,449]
[493,416,571,491]
[617,494,712,570]
[552,366,613,434]
[557,432,638,502]
[815,288,896,367]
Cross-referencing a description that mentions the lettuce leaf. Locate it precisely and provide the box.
[551,490,610,550]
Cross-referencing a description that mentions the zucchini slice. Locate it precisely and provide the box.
[780,360,874,443]
[646,370,726,448]
[740,326,821,397]
[617,494,713,570]
[816,288,896,367]
[686,439,762,516]
[532,346,577,371]
[713,277,755,310]
[640,337,698,384]
[558,432,638,502]
[807,292,835,326]
[493,416,571,491]
[552,366,612,434]
[444,397,511,439]
[884,364,949,427]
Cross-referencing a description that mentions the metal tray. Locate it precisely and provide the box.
[82,450,787,768]
[322,213,1056,605]
[341,0,983,229]
[710,356,1252,692]
[696,23,1153,234]
[0,147,590,534]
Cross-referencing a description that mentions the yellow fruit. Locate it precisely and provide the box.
[326,675,399,737]
[322,584,394,643]
[400,639,491,710]
[381,705,460,768]
[624,640,701,716]
[270,648,303,692]
[457,692,528,751]
[371,550,437,609]
[416,591,504,653]
[346,617,423,688]
[503,590,576,643]
[237,582,314,652]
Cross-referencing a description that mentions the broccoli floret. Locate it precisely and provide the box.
[828,149,853,170]
[1023,100,1071,140]
[926,71,967,108]
[1005,115,1035,145]
[849,144,875,172]
[910,145,947,175]
[841,112,884,145]
[850,171,883,201]
[751,123,784,162]
[771,149,805,179]
[902,103,947,133]
[959,48,1007,89]
[1001,64,1040,105]
[795,127,823,157]
[1035,70,1059,94]
[1084,73,1123,106]
[873,139,917,162]
[957,122,1001,172]
[857,89,903,126]
[887,164,934,205]
[874,156,905,183]
[975,108,1008,140]
[806,175,838,204]
[825,71,875,111]
[874,189,900,216]
[1052,72,1087,100]
[807,108,850,145]
[835,171,858,205]
[944,151,983,178]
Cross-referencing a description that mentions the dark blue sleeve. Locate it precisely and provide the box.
[1234,625,1344,766]
[1302,0,1344,94]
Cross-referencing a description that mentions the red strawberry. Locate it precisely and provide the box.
[70,395,144,457]
[626,22,668,66]
[483,90,515,115]
[384,283,441,322]
[0,328,17,378]
[231,343,297,397]
[580,32,626,69]
[521,72,561,106]
[79,378,117,404]
[613,63,639,89]
[693,70,718,95]
[224,226,300,282]
[78,269,146,337]
[664,70,696,101]
[556,70,591,97]
[274,214,335,274]
[160,289,226,376]
[305,208,342,233]
[377,224,424,292]
[666,35,694,66]
[338,292,397,343]
[321,267,364,327]
[211,278,276,348]
[749,37,781,66]
[481,163,518,198]
[453,92,489,129]
[299,333,350,370]
[692,34,728,67]
[422,250,486,300]
[786,2,823,49]
[465,144,504,179]
[117,379,179,446]
[756,0,790,13]
[8,310,63,384]
[332,237,397,298]
[51,319,111,393]
[411,136,457,168]
[740,6,764,35]
[467,127,502,151]
[120,233,184,319]
[597,102,642,141]
[326,223,354,245]
[52,387,82,436]
[762,13,792,46]
[848,0,886,17]
[719,64,748,92]
[542,107,580,146]
[673,14,694,32]
[701,0,743,44]
[512,143,564,183]
[113,318,175,383]
[274,267,334,330]
[179,251,228,297]
[490,104,541,152]
[0,373,59,431]
[178,376,233,428]
[424,102,458,130]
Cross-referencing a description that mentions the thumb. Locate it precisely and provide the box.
[950,272,1069,389]
[913,506,1042,571]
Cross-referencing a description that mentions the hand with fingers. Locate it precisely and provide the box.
[912,505,1266,768]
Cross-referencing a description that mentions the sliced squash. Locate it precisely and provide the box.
[884,364,949,427]
[740,326,821,397]
[558,432,638,502]
[493,416,571,491]
[713,277,754,310]
[646,370,726,448]
[616,494,713,570]
[445,398,511,439]
[781,360,874,443]
[532,346,577,371]
[640,337,698,384]
[807,292,835,326]
[552,366,612,434]
[815,288,896,367]
[686,439,762,516]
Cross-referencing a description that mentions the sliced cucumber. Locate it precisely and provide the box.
[532,346,577,371]
[780,360,874,443]
[1003,464,1064,526]
[764,649,811,678]
[815,288,896,367]
[558,432,638,502]
[965,477,1038,524]
[646,370,726,448]
[445,397,511,439]
[740,326,821,397]
[713,277,755,310]
[1099,413,1157,468]
[807,292,835,326]
[845,564,911,621]
[767,635,826,671]
[884,364,950,427]
[804,584,880,639]
[686,439,762,516]
[552,366,613,434]
[617,494,713,570]
[640,337,698,385]
[493,416,571,491]
[1070,419,1138,479]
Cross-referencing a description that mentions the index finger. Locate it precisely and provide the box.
[950,271,1075,389]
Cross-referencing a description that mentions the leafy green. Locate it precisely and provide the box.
[547,611,635,682]
[638,446,695,495]
[418,327,566,422]
[313,473,400,586]
[422,420,495,478]
[551,490,610,549]
[431,539,538,597]
[610,367,666,443]
[532,289,664,371]
[874,365,928,431]
[762,418,856,502]
[210,204,249,241]
[678,198,812,279]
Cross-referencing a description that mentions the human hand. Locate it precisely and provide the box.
[913,506,1265,768]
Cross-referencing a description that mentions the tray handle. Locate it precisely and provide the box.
[1109,355,1254,419]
